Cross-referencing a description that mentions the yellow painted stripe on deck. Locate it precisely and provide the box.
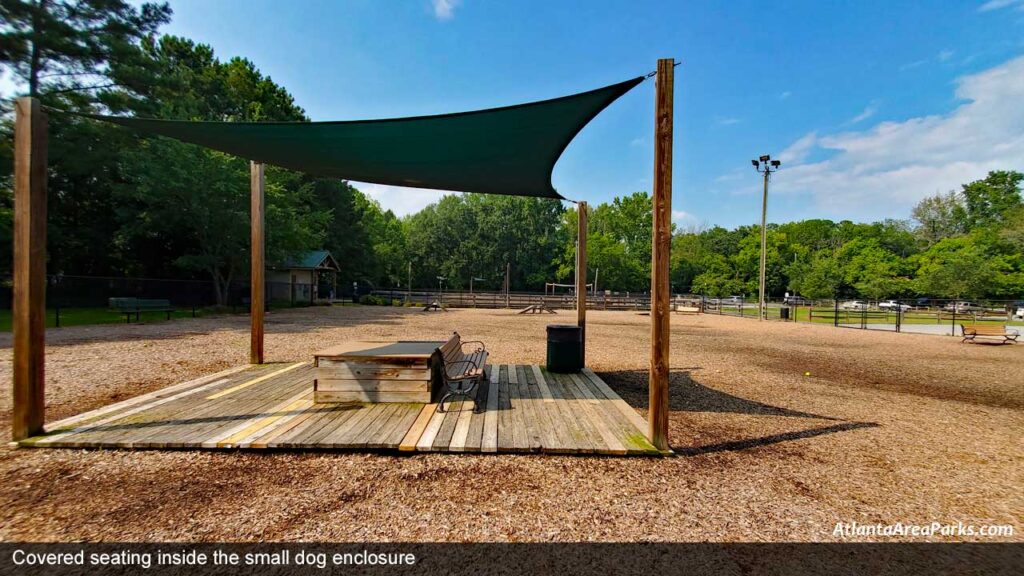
[206,362,307,400]
[216,394,314,447]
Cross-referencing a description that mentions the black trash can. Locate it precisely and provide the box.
[546,324,583,373]
[780,306,790,320]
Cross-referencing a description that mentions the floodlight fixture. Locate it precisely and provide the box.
[751,159,759,167]
[759,154,770,162]
[771,160,781,168]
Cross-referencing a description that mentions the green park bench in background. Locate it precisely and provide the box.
[108,297,176,323]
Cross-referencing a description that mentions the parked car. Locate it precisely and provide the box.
[1014,307,1024,320]
[721,296,743,305]
[944,301,984,313]
[840,300,867,310]
[915,297,932,308]
[783,295,810,305]
[878,300,912,311]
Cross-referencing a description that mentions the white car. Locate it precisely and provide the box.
[1014,307,1024,320]
[944,301,984,313]
[878,300,912,311]
[840,300,867,310]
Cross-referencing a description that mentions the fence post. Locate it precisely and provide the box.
[833,297,839,328]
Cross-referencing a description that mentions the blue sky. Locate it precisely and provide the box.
[17,0,1024,226]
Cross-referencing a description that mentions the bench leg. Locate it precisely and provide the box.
[437,379,481,413]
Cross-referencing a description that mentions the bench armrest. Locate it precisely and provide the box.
[459,340,487,352]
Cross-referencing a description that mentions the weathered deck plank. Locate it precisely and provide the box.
[19,363,660,456]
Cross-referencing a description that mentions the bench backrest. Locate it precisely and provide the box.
[962,324,1007,335]
[136,299,171,309]
[438,332,462,361]
[108,297,138,309]
[109,297,171,310]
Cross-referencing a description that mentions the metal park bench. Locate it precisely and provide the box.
[108,297,175,323]
[435,332,489,413]
[960,324,1019,344]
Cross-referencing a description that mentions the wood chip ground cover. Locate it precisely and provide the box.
[0,307,1020,541]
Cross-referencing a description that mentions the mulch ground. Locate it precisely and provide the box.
[0,306,1020,542]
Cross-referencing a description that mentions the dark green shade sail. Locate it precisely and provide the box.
[77,76,645,199]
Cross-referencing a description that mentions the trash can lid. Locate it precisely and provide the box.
[547,324,581,331]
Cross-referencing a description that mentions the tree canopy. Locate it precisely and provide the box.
[0,2,1021,305]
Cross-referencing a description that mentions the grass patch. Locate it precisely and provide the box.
[0,306,234,332]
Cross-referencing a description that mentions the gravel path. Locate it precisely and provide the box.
[1,306,1020,542]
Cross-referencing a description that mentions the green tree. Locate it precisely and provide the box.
[110,38,326,303]
[0,0,170,97]
[794,251,845,299]
[961,170,1023,229]
[913,236,997,300]
[911,191,968,245]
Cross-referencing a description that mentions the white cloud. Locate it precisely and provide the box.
[938,49,955,62]
[714,116,741,126]
[778,132,818,164]
[899,59,929,71]
[979,0,1024,11]
[770,56,1024,220]
[352,182,454,217]
[629,137,645,147]
[847,104,877,124]
[672,209,698,226]
[0,69,23,99]
[779,91,792,100]
[432,0,460,20]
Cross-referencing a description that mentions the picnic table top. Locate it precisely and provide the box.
[314,340,446,360]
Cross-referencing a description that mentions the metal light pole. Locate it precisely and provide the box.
[752,155,781,320]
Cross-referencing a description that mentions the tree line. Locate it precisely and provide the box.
[1,1,1021,305]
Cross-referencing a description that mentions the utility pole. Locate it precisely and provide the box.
[751,155,781,321]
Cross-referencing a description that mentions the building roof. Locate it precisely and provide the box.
[275,250,339,271]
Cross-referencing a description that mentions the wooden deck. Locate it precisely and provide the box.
[19,363,663,456]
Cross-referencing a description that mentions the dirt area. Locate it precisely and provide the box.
[0,306,1021,542]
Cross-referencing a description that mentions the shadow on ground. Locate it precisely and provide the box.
[600,369,879,455]
[600,369,834,419]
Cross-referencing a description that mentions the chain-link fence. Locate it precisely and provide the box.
[701,296,1023,337]
[0,274,335,329]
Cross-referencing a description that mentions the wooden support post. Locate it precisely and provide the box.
[649,58,674,452]
[12,97,48,441]
[576,201,587,367]
[250,161,265,364]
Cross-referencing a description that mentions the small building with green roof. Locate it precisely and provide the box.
[268,250,340,304]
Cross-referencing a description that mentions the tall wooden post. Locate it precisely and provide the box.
[576,201,587,367]
[12,97,48,441]
[649,58,674,452]
[250,161,265,364]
